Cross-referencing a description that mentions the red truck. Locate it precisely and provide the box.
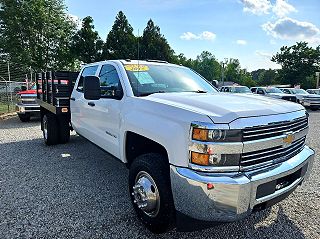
[16,84,40,122]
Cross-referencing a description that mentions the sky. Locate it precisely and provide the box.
[65,0,320,71]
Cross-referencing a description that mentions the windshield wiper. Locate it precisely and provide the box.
[185,90,208,93]
[138,91,166,96]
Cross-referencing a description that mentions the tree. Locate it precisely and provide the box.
[71,16,104,63]
[0,0,76,71]
[191,51,221,82]
[140,19,174,61]
[225,59,241,83]
[102,11,136,60]
[271,42,320,88]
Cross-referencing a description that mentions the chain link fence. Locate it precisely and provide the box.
[0,57,33,114]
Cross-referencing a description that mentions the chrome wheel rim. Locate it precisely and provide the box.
[132,171,160,217]
[43,116,48,140]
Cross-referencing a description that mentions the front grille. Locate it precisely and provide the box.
[282,96,297,102]
[243,116,308,142]
[21,99,37,105]
[241,136,306,171]
[304,97,320,102]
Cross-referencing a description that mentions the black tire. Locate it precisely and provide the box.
[58,116,70,144]
[310,107,319,111]
[18,113,30,122]
[42,113,59,145]
[129,153,175,233]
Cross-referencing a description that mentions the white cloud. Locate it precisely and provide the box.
[262,17,320,43]
[180,31,216,41]
[241,0,272,15]
[272,0,297,18]
[236,39,247,45]
[180,32,199,40]
[255,50,273,58]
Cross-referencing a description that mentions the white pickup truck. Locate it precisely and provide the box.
[36,60,315,233]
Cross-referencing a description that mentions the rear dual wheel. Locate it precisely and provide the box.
[42,113,70,145]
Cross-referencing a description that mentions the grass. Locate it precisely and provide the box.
[0,103,15,114]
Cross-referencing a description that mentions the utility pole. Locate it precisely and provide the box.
[316,72,320,89]
[7,56,13,106]
[221,58,228,86]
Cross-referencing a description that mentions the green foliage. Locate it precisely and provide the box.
[140,19,174,61]
[102,11,137,60]
[192,51,221,82]
[71,16,104,63]
[0,0,76,71]
[272,42,320,88]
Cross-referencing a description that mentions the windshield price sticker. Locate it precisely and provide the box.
[125,64,149,72]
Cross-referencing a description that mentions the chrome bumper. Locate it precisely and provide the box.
[170,146,314,222]
[16,104,40,114]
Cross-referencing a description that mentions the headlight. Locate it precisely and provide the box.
[191,125,242,142]
[190,152,240,167]
[189,122,242,172]
[17,94,22,102]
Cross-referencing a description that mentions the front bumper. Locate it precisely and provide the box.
[16,104,40,114]
[170,146,314,222]
[301,100,320,107]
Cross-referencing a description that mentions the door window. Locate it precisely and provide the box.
[257,89,265,94]
[99,64,123,99]
[77,65,99,92]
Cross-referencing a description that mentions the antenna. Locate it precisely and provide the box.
[137,29,140,95]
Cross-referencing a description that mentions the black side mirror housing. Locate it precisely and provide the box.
[212,80,218,88]
[83,76,101,100]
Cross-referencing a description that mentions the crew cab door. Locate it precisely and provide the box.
[80,63,124,158]
[71,65,99,135]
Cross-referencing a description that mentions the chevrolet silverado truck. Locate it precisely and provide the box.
[280,88,320,111]
[16,84,40,122]
[251,87,297,102]
[36,60,315,233]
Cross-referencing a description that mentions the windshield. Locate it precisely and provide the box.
[291,89,308,94]
[125,64,217,96]
[265,87,282,93]
[232,86,250,93]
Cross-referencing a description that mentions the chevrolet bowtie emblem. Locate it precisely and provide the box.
[283,132,294,145]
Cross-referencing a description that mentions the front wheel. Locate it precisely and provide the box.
[129,153,175,233]
[18,113,30,122]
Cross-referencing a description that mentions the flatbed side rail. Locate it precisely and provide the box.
[36,71,79,115]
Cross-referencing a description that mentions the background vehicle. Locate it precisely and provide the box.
[36,60,314,233]
[279,88,320,111]
[16,84,40,122]
[306,89,320,95]
[220,85,251,93]
[251,87,297,102]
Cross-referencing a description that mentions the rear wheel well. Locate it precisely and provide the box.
[125,131,168,167]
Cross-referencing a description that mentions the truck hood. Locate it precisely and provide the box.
[267,93,292,97]
[17,89,36,95]
[145,92,303,123]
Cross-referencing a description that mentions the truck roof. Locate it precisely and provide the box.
[82,59,185,68]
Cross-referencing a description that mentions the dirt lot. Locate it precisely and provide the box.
[0,112,319,239]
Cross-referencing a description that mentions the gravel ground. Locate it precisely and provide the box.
[0,112,319,239]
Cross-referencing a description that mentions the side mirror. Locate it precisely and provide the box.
[114,88,124,100]
[83,76,101,100]
[212,80,218,88]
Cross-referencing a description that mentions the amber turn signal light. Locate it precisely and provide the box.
[192,128,208,141]
[191,152,210,166]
